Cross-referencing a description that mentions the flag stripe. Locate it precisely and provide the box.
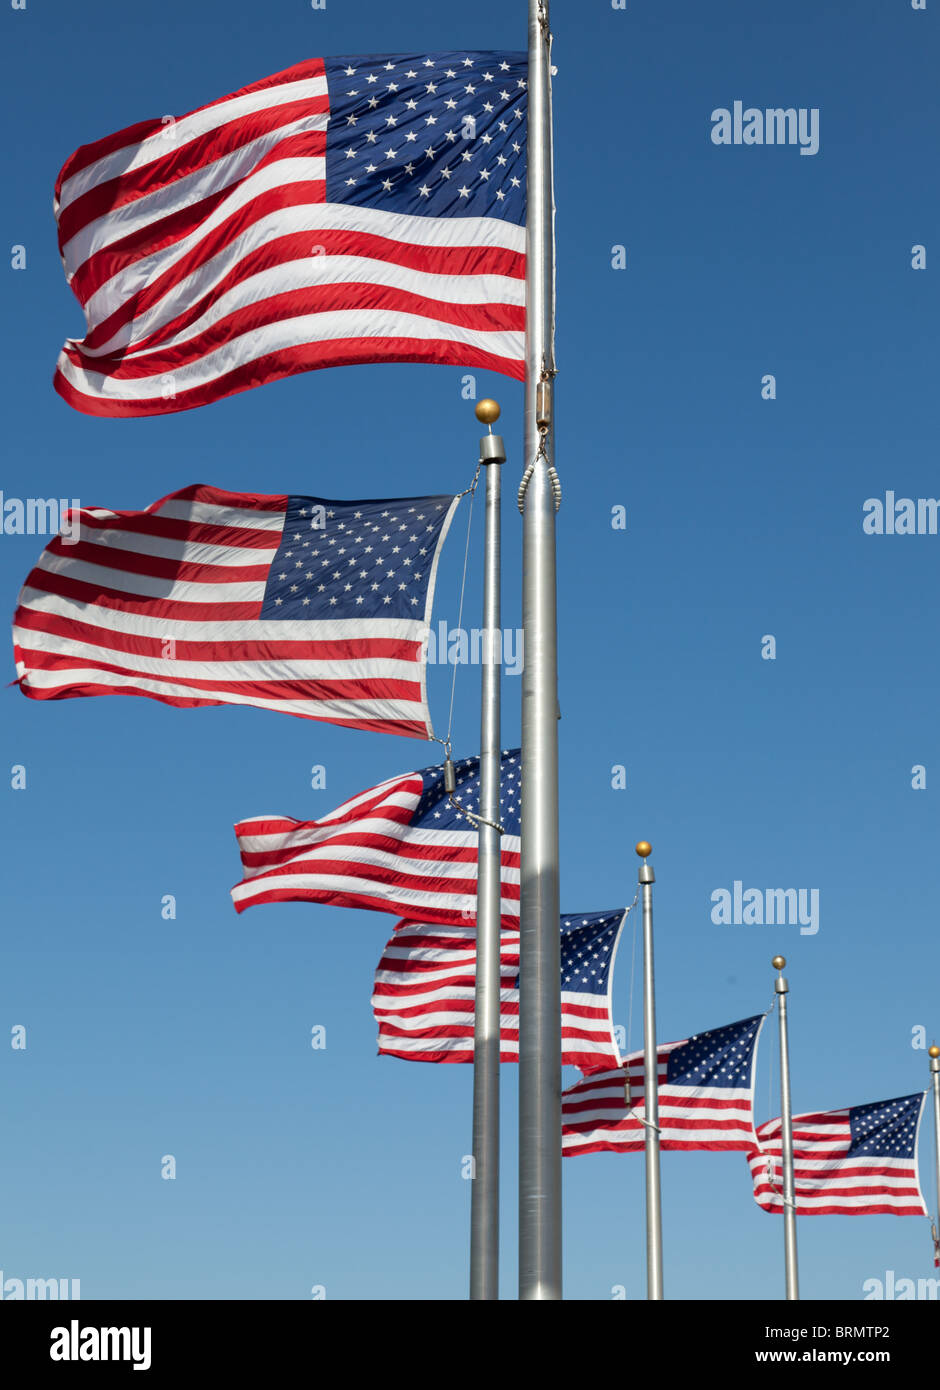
[53,53,527,416]
[14,484,457,738]
[371,915,626,1072]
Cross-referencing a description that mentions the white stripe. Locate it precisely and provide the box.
[13,627,427,685]
[58,307,524,403]
[237,819,483,856]
[232,870,520,916]
[100,255,525,362]
[17,587,427,643]
[64,126,328,272]
[237,843,514,888]
[58,74,330,213]
[153,498,286,530]
[81,197,525,335]
[18,666,422,723]
[34,550,267,604]
[68,527,279,566]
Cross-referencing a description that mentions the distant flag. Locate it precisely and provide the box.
[372,909,629,1072]
[53,52,527,417]
[562,1016,765,1157]
[12,484,457,738]
[747,1093,929,1216]
[233,749,521,923]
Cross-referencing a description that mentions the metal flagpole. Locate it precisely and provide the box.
[773,955,799,1300]
[469,399,506,1300]
[929,1044,940,1262]
[518,0,562,1301]
[637,841,663,1299]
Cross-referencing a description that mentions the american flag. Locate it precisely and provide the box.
[233,749,521,924]
[13,484,457,737]
[372,909,629,1071]
[562,1016,765,1157]
[53,52,527,417]
[747,1093,929,1216]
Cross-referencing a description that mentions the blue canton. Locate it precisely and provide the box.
[260,495,452,619]
[413,749,521,833]
[848,1094,923,1159]
[513,910,625,993]
[324,52,527,225]
[666,1017,762,1088]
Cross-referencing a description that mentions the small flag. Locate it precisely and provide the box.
[372,909,628,1072]
[53,52,527,417]
[562,1016,765,1156]
[747,1093,929,1216]
[13,485,457,738]
[233,749,521,923]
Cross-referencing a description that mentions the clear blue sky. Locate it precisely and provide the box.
[1,0,938,1300]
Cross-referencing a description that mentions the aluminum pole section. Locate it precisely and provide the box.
[773,955,800,1300]
[470,401,505,1301]
[637,842,663,1299]
[929,1045,940,1252]
[518,0,561,1301]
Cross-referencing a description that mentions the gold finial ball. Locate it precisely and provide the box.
[475,398,501,426]
[929,1045,940,1059]
[772,955,786,971]
[635,841,652,858]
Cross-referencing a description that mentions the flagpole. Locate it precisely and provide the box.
[637,841,664,1299]
[929,1045,940,1249]
[518,0,562,1301]
[773,955,799,1300]
[470,400,506,1300]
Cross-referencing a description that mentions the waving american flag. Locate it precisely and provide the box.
[562,1016,765,1157]
[372,909,629,1072]
[53,52,527,416]
[13,484,457,738]
[233,749,521,924]
[748,1093,929,1216]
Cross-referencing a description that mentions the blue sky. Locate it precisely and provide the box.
[1,0,938,1300]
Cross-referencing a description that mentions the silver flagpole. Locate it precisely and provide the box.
[470,399,506,1300]
[637,841,663,1299]
[773,955,799,1300]
[518,0,561,1301]
[929,1044,940,1251]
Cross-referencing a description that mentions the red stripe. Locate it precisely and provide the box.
[14,607,423,666]
[68,283,524,382]
[239,835,520,871]
[58,105,329,248]
[15,645,422,705]
[55,57,326,191]
[42,536,271,585]
[74,508,283,550]
[16,679,426,736]
[232,883,520,924]
[85,230,524,354]
[55,336,524,417]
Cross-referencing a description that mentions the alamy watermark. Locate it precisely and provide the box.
[1,495,80,542]
[711,102,819,156]
[862,493,940,535]
[710,881,820,936]
[2,1271,80,1299]
[863,1270,939,1300]
[420,621,524,676]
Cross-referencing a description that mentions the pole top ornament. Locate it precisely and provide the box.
[772,955,786,971]
[635,841,652,858]
[475,399,501,426]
